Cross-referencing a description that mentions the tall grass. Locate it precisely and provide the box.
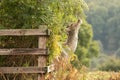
[46,57,88,80]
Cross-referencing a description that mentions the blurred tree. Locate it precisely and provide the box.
[85,0,120,53]
[99,56,120,72]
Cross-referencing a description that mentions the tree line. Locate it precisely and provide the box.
[85,0,120,55]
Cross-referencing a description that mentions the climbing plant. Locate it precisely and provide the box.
[0,0,99,66]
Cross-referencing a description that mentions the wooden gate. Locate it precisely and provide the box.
[0,29,54,80]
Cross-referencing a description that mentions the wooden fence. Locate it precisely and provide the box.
[0,29,54,80]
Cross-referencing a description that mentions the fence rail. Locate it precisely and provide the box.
[0,48,48,55]
[0,29,54,80]
[0,64,54,74]
[0,67,46,74]
[0,29,50,36]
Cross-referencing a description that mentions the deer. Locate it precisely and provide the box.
[66,19,82,52]
[49,19,82,80]
[60,19,82,59]
[53,19,82,62]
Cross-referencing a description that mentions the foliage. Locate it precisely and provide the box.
[90,53,120,71]
[75,22,100,66]
[87,71,120,80]
[99,56,120,72]
[0,0,42,48]
[41,0,89,62]
[85,0,120,53]
[0,0,41,29]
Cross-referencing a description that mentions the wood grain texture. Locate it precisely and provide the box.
[0,29,49,36]
[38,36,47,80]
[0,67,46,74]
[0,48,48,55]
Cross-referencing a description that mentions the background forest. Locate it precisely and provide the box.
[85,0,120,71]
[86,0,120,54]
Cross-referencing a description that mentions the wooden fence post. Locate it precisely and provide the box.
[38,30,49,80]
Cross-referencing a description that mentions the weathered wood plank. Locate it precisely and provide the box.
[0,67,46,74]
[0,48,48,55]
[0,29,49,36]
[38,35,47,80]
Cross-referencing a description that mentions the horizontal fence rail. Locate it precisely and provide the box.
[0,67,46,74]
[0,64,54,74]
[0,48,48,56]
[0,29,50,36]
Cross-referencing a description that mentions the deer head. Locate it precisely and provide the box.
[66,19,82,33]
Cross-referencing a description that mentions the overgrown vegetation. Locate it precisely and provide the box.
[99,56,120,72]
[0,0,100,80]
